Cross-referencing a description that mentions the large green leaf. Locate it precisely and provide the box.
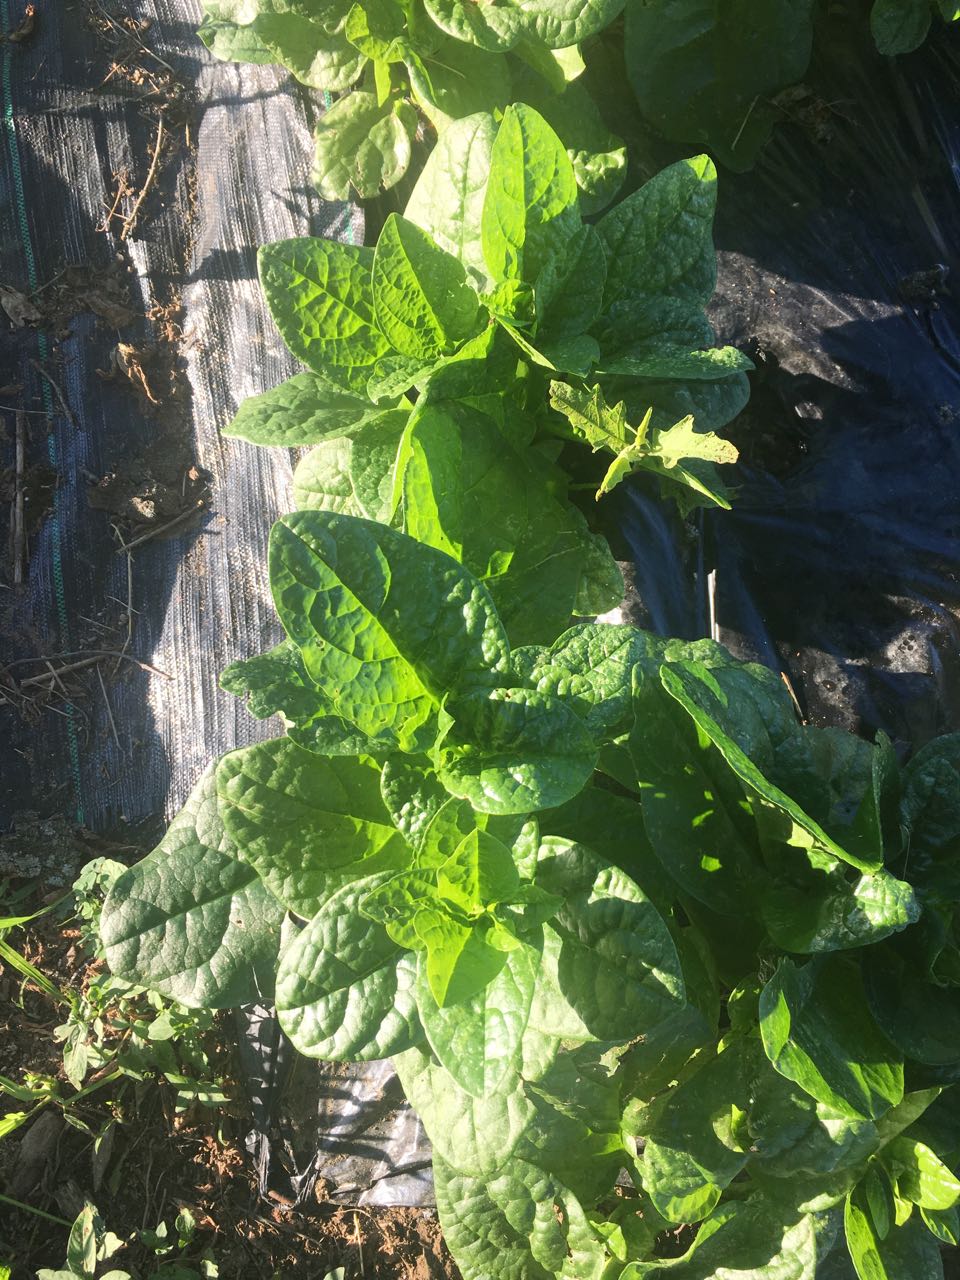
[209,1,365,91]
[401,401,621,646]
[623,1198,821,1279]
[530,838,685,1041]
[434,1152,608,1280]
[629,664,764,916]
[661,662,883,873]
[518,623,661,739]
[371,214,481,361]
[863,940,960,1067]
[415,938,543,1097]
[511,67,627,214]
[291,409,409,522]
[596,155,717,314]
[422,0,524,51]
[404,112,497,286]
[534,224,607,342]
[394,1042,544,1176]
[258,239,390,396]
[884,1136,960,1210]
[844,1193,944,1280]
[270,512,510,750]
[760,957,904,1121]
[275,876,422,1058]
[222,373,372,446]
[101,768,284,1007]
[437,688,598,815]
[215,738,410,916]
[481,103,580,285]
[624,0,816,170]
[220,641,392,756]
[871,0,932,55]
[312,92,416,199]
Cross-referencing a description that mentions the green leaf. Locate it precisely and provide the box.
[438,828,521,915]
[921,1204,959,1245]
[421,0,521,49]
[275,876,422,1058]
[404,112,497,286]
[629,661,764,916]
[760,957,904,1121]
[372,214,481,361]
[414,906,508,1005]
[415,938,542,1096]
[222,373,372,446]
[437,687,598,815]
[344,0,405,59]
[624,1198,821,1279]
[208,2,365,91]
[624,1,816,171]
[871,0,932,54]
[862,940,960,1067]
[406,37,512,132]
[884,1137,960,1210]
[549,381,738,506]
[760,864,919,954]
[599,344,752,381]
[845,1192,945,1280]
[434,1152,608,1280]
[379,755,451,852]
[394,1042,543,1176]
[660,661,883,873]
[481,103,580,286]
[401,400,620,646]
[292,409,409,522]
[900,733,960,899]
[270,511,509,751]
[515,0,627,47]
[596,154,718,313]
[519,623,657,740]
[199,10,276,63]
[312,92,415,199]
[534,225,607,341]
[101,767,284,1007]
[220,641,390,756]
[258,239,390,397]
[511,65,626,213]
[215,739,411,916]
[531,838,685,1042]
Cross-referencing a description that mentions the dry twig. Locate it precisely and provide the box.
[96,664,121,750]
[121,116,165,242]
[113,502,203,553]
[29,358,75,427]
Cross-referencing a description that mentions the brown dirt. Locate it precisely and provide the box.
[0,894,461,1280]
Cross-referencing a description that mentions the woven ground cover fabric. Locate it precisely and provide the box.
[0,0,356,832]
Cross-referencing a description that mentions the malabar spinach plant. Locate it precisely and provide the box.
[198,0,627,208]
[223,104,748,648]
[93,73,960,1280]
[99,508,960,1278]
[199,0,960,198]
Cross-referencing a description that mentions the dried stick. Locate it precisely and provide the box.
[114,502,201,553]
[12,410,25,584]
[14,651,172,687]
[29,358,75,428]
[97,665,121,750]
[121,116,165,242]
